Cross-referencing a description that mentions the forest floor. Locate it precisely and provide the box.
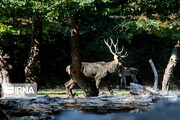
[37,88,130,98]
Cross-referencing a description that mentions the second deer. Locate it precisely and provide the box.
[118,67,138,88]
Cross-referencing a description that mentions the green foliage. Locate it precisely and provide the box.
[0,23,12,35]
[129,0,179,16]
[136,16,180,37]
[134,0,180,38]
[0,0,62,35]
[0,0,117,36]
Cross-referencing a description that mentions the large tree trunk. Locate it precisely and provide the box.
[70,12,99,97]
[162,39,180,91]
[24,17,42,88]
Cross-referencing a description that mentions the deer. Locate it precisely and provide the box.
[0,50,13,84]
[65,38,128,98]
[118,67,138,88]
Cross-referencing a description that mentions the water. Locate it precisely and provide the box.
[57,111,135,120]
[57,100,180,120]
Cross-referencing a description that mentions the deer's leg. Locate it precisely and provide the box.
[65,79,71,97]
[95,79,101,89]
[131,75,138,83]
[65,79,75,98]
[116,74,120,89]
[95,74,103,89]
[95,70,108,89]
[124,76,127,88]
[69,80,76,98]
[103,80,113,95]
[120,77,123,88]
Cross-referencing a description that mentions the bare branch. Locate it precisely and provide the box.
[114,21,136,33]
[149,59,158,89]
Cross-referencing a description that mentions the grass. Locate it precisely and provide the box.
[37,91,66,95]
[37,89,130,96]
[11,116,29,119]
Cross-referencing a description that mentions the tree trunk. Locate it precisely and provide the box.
[1,68,11,83]
[162,39,180,91]
[70,12,99,97]
[0,68,10,84]
[24,17,42,88]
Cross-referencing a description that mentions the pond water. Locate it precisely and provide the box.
[57,111,135,120]
[56,100,180,120]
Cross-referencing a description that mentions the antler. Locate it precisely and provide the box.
[0,50,10,60]
[104,38,128,59]
[121,51,128,58]
[118,45,128,58]
[3,53,10,59]
[104,38,119,56]
[0,50,3,61]
[0,50,3,56]
[119,45,124,54]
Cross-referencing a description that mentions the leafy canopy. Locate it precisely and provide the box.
[134,0,180,37]
[0,0,114,35]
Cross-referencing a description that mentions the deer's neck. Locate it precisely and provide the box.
[105,60,119,73]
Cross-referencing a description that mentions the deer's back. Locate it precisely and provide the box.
[129,67,138,74]
[81,62,107,78]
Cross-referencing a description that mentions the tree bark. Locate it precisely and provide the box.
[1,68,11,83]
[70,12,99,97]
[0,51,12,84]
[24,17,42,88]
[162,39,180,91]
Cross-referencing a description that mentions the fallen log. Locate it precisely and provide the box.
[130,83,180,101]
[1,88,180,119]
[0,95,151,115]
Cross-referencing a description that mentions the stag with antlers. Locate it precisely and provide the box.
[0,50,12,84]
[65,38,128,98]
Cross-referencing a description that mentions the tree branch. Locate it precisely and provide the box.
[149,59,158,89]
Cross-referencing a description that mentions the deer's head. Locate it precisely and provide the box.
[104,38,128,65]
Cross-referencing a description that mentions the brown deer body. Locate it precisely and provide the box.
[65,38,128,98]
[118,67,138,88]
